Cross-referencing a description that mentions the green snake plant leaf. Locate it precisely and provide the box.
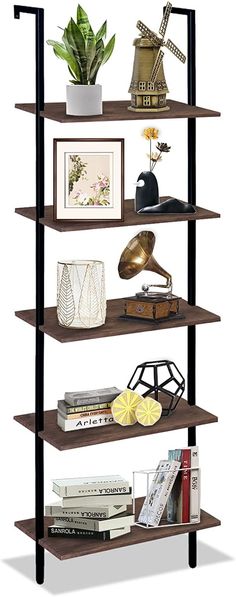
[47,39,81,81]
[89,38,104,83]
[102,34,116,65]
[66,18,87,83]
[96,20,107,42]
[85,26,96,82]
[76,4,93,38]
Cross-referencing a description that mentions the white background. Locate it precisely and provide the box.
[0,0,235,595]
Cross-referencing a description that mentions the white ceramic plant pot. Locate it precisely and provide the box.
[66,84,102,116]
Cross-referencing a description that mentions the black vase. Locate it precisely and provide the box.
[134,171,159,213]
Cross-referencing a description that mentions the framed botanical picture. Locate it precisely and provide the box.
[53,138,124,221]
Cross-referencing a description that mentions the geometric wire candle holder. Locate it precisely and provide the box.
[133,467,200,529]
[128,360,185,416]
[57,260,106,329]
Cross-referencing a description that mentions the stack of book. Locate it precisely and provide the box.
[46,475,134,540]
[138,446,200,527]
[57,387,121,432]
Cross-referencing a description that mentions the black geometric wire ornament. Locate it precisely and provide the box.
[127,360,185,416]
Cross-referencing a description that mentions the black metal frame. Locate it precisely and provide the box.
[167,6,197,568]
[128,359,185,416]
[14,3,197,584]
[14,5,45,585]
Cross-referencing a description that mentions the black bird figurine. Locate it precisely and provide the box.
[138,197,196,214]
[134,171,159,212]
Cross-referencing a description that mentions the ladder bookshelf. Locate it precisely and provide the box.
[13,4,221,584]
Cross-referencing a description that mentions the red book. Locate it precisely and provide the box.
[181,449,191,523]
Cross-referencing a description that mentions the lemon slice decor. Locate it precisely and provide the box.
[135,397,162,426]
[111,389,143,426]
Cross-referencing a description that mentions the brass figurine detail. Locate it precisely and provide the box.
[128,2,186,113]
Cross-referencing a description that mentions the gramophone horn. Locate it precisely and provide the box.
[118,230,172,287]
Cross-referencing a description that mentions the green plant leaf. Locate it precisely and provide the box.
[86,26,96,82]
[76,4,92,38]
[102,34,116,65]
[66,18,88,84]
[47,39,81,81]
[89,38,104,82]
[96,20,107,41]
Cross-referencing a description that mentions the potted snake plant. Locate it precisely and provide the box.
[47,4,116,115]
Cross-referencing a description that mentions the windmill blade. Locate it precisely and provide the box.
[165,38,186,63]
[137,20,160,46]
[150,50,164,82]
[159,2,172,38]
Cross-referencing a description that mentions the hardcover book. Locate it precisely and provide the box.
[58,407,112,420]
[54,511,134,532]
[167,446,200,524]
[57,412,115,432]
[53,475,130,498]
[48,525,131,540]
[62,491,132,507]
[58,400,113,414]
[45,501,127,519]
[138,460,181,526]
[64,387,121,407]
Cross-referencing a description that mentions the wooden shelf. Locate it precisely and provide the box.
[14,395,218,451]
[15,198,220,233]
[15,502,221,560]
[15,299,220,343]
[15,99,221,123]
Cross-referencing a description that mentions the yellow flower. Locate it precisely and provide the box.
[143,127,159,140]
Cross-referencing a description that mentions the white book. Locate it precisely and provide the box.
[45,501,127,519]
[189,446,200,523]
[138,460,181,526]
[57,412,115,432]
[54,512,134,532]
[62,493,132,507]
[53,475,130,498]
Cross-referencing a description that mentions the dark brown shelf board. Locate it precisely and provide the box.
[15,100,221,123]
[15,198,220,232]
[15,299,220,344]
[14,395,218,451]
[15,503,221,560]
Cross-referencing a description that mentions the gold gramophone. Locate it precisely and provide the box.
[118,231,181,321]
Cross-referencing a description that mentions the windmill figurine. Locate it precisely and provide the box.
[128,2,186,112]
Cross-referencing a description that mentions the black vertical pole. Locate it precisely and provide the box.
[186,9,197,570]
[164,5,197,568]
[14,5,45,584]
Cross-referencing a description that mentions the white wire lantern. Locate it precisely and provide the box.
[57,260,106,329]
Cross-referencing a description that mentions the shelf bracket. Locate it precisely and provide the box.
[14,4,45,585]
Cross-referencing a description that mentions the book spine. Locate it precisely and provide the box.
[167,449,182,523]
[181,449,191,523]
[53,481,130,498]
[62,491,132,507]
[64,389,120,407]
[190,446,200,523]
[48,526,118,540]
[58,408,112,420]
[57,412,115,432]
[54,517,98,531]
[139,461,181,526]
[45,505,125,518]
[58,400,112,414]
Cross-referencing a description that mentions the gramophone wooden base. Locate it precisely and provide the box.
[123,295,180,321]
